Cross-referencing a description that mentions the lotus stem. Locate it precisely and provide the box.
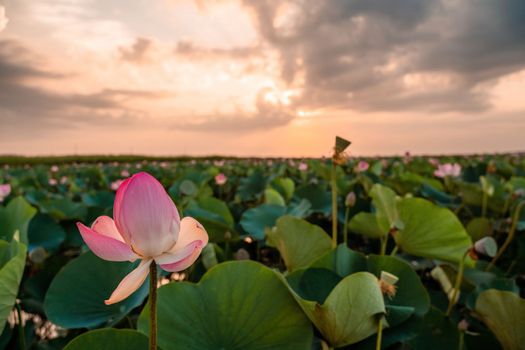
[375,317,383,350]
[343,206,350,245]
[149,263,158,350]
[331,160,338,248]
[487,200,525,271]
[380,236,388,256]
[446,249,469,316]
[390,245,398,256]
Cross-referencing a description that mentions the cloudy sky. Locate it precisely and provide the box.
[0,0,524,157]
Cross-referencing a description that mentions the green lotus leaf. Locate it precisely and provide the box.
[138,261,313,350]
[475,289,525,350]
[285,271,385,348]
[265,188,286,206]
[0,239,27,334]
[64,329,149,350]
[240,204,286,240]
[348,212,385,239]
[0,196,37,243]
[266,216,332,272]
[370,184,400,232]
[44,252,149,329]
[395,198,473,264]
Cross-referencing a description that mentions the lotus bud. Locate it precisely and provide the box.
[345,191,356,207]
[215,173,227,186]
[473,237,497,257]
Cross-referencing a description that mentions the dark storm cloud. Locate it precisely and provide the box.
[241,0,525,113]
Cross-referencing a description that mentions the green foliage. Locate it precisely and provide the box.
[266,216,332,272]
[138,261,313,350]
[240,204,286,240]
[0,239,27,334]
[0,196,37,243]
[44,252,149,329]
[395,198,473,264]
[64,329,149,350]
[475,290,525,350]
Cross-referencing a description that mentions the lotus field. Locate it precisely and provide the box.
[1,139,525,350]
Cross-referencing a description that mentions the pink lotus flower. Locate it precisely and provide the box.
[48,178,58,186]
[59,176,68,185]
[354,160,369,173]
[120,169,130,177]
[298,162,308,171]
[50,165,59,173]
[215,173,227,186]
[0,184,11,202]
[77,172,208,305]
[434,163,461,178]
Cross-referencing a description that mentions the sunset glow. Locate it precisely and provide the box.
[1,0,524,157]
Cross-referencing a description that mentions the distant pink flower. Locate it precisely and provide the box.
[50,165,59,173]
[213,160,225,167]
[160,162,169,168]
[428,158,439,166]
[111,179,124,191]
[298,162,308,171]
[215,173,227,186]
[434,163,461,178]
[0,184,11,202]
[77,172,208,305]
[59,176,68,185]
[48,178,58,186]
[120,170,130,177]
[354,160,369,173]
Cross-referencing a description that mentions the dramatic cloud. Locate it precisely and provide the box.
[242,0,525,113]
[0,39,170,138]
[175,87,295,131]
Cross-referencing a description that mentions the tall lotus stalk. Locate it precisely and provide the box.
[487,200,525,271]
[76,172,209,349]
[331,136,351,248]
